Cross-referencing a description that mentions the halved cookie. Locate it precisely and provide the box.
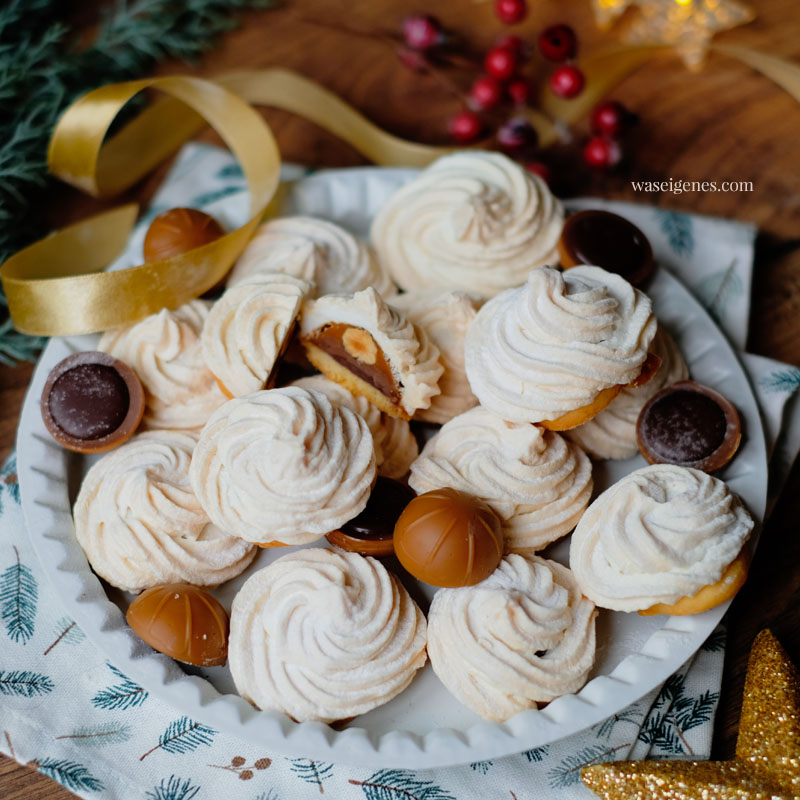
[299,287,443,420]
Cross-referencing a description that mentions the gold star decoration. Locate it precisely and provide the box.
[591,0,755,69]
[580,629,800,800]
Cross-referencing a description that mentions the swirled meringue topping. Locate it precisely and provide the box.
[566,327,689,460]
[229,548,427,723]
[409,406,592,553]
[569,464,754,611]
[228,215,395,297]
[99,300,227,431]
[201,273,313,397]
[190,387,376,545]
[73,430,256,593]
[291,375,418,479]
[370,151,563,298]
[390,290,481,424]
[300,287,443,418]
[465,265,657,423]
[427,554,596,721]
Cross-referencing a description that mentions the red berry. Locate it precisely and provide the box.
[469,76,503,110]
[449,110,483,143]
[538,24,577,62]
[485,47,518,81]
[524,162,552,185]
[549,64,585,99]
[497,118,538,155]
[495,0,528,25]
[495,34,525,55]
[583,136,622,168]
[507,77,531,107]
[402,15,443,51]
[591,100,635,138]
[396,46,428,72]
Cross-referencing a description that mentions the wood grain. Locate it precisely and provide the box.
[2,0,799,796]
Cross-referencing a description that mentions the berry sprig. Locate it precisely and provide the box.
[584,100,638,168]
[307,12,639,179]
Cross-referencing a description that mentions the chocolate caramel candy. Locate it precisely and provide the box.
[306,323,401,404]
[144,208,226,297]
[636,380,742,472]
[41,351,145,454]
[394,487,504,588]
[143,208,224,262]
[126,583,229,667]
[327,476,416,557]
[559,209,654,287]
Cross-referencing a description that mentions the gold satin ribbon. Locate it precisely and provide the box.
[1,70,450,336]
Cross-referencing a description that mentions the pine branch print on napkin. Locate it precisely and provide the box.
[288,758,333,793]
[55,722,133,748]
[35,758,105,793]
[350,769,457,800]
[140,717,216,761]
[0,670,53,697]
[91,662,149,711]
[146,774,201,800]
[1,545,38,644]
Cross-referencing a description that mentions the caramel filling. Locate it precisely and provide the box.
[307,323,400,403]
[628,351,662,389]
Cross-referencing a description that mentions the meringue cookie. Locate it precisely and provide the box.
[73,430,256,593]
[390,290,480,424]
[99,300,227,431]
[427,554,596,721]
[370,151,563,298]
[229,548,427,723]
[292,375,418,479]
[190,387,376,545]
[300,287,443,419]
[566,327,689,460]
[409,406,592,553]
[228,215,395,297]
[569,464,754,611]
[201,273,313,398]
[465,265,657,424]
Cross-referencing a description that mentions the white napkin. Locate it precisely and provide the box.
[1,143,798,800]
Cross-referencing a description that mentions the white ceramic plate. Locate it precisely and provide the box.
[17,168,767,768]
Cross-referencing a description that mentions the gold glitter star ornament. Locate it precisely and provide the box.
[591,0,755,69]
[581,629,800,799]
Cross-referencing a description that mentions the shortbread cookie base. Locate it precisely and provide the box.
[303,342,409,420]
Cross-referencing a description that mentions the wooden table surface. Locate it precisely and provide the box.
[2,0,799,796]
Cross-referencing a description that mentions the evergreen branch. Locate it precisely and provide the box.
[36,758,105,793]
[0,669,54,697]
[289,758,333,793]
[349,769,456,800]
[140,716,215,760]
[55,722,132,747]
[91,662,148,711]
[146,775,201,800]
[0,545,38,644]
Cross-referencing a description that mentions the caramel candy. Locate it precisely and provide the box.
[394,488,504,588]
[307,323,401,404]
[126,583,229,667]
[559,209,654,287]
[327,477,416,557]
[636,380,742,472]
[41,351,145,454]
[143,208,224,262]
